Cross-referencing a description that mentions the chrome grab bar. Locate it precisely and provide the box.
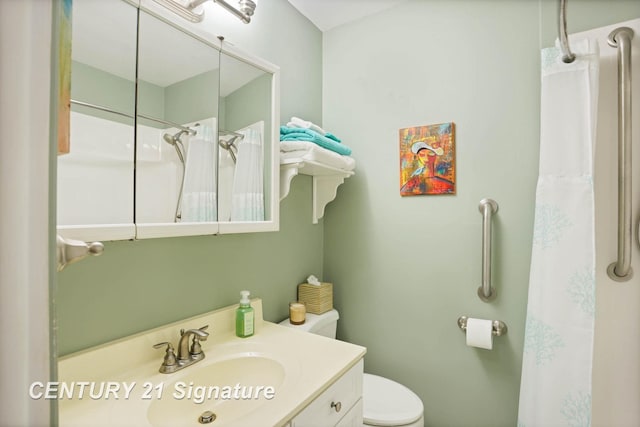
[607,27,634,282]
[558,0,575,63]
[478,199,498,301]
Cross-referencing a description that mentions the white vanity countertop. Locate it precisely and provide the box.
[58,299,366,427]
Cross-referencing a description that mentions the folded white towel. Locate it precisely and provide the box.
[280,141,356,172]
[290,116,327,135]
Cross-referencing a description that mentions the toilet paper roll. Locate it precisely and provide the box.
[466,318,493,350]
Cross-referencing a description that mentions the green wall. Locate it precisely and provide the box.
[138,80,165,123]
[164,69,219,125]
[70,61,135,124]
[322,1,639,426]
[222,73,271,136]
[71,60,167,127]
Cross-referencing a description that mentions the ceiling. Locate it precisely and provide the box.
[286,0,405,32]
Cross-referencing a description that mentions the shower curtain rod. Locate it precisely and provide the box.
[70,99,198,134]
[558,0,575,63]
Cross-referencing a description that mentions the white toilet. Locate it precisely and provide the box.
[280,309,424,427]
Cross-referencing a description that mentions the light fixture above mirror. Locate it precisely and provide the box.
[152,0,257,24]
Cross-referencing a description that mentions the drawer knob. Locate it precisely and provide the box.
[331,401,342,413]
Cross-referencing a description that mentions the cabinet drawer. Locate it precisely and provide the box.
[292,359,363,427]
[335,398,363,427]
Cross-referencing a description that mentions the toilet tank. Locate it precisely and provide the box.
[279,309,339,339]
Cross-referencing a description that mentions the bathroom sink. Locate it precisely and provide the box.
[59,301,366,427]
[146,355,285,426]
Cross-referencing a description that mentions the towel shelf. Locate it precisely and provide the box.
[280,158,354,224]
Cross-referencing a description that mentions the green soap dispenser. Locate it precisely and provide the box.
[235,290,254,338]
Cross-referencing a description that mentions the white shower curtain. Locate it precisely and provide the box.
[230,121,265,221]
[518,39,599,427]
[181,122,217,222]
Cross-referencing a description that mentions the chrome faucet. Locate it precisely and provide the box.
[153,325,209,374]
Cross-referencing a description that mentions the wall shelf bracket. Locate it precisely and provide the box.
[280,159,354,224]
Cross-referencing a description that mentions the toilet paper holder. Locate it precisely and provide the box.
[457,316,507,336]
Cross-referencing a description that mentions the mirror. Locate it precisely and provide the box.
[57,0,279,241]
[57,0,138,241]
[135,10,221,239]
[218,52,274,225]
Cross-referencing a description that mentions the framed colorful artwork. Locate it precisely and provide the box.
[399,122,456,196]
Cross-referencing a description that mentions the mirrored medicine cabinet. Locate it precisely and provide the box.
[57,0,279,242]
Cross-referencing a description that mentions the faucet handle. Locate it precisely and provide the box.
[190,325,210,356]
[153,341,177,370]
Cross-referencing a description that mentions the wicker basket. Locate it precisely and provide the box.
[297,282,333,314]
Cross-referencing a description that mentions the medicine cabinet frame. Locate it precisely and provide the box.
[56,0,280,242]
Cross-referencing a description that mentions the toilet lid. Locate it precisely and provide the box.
[363,373,424,426]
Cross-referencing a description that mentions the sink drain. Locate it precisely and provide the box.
[198,411,216,424]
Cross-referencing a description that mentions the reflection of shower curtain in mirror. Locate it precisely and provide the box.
[181,122,217,222]
[231,121,264,221]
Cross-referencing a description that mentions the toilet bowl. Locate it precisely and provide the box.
[280,310,424,427]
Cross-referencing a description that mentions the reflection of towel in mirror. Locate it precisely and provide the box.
[280,126,352,156]
[181,138,217,222]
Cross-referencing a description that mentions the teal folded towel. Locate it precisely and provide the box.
[325,133,341,143]
[280,126,351,156]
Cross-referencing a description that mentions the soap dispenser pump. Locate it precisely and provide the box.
[235,290,254,338]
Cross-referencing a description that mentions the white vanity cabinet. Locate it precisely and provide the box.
[290,359,364,427]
